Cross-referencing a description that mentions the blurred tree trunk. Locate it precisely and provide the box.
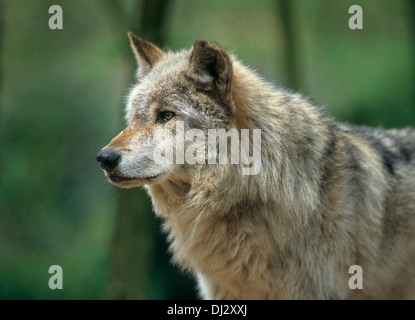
[133,0,171,44]
[275,0,300,90]
[408,0,415,87]
[105,0,172,299]
[409,0,415,46]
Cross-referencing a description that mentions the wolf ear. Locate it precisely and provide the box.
[187,40,234,110]
[128,32,163,78]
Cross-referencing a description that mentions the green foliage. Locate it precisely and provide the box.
[0,0,413,299]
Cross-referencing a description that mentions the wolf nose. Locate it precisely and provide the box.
[96,148,121,171]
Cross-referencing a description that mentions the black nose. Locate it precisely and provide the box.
[96,148,121,171]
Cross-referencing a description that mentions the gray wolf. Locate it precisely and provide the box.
[96,32,415,299]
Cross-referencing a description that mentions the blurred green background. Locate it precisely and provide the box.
[0,0,414,299]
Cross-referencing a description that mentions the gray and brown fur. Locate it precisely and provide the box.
[98,33,415,299]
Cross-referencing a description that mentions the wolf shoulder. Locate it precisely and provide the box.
[337,124,415,175]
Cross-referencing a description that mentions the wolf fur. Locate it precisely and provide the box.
[98,33,415,299]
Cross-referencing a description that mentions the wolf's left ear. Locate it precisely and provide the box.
[128,32,163,78]
[187,40,234,112]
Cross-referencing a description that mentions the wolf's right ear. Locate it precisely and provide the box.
[128,32,163,78]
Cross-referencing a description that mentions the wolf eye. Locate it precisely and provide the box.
[157,111,175,123]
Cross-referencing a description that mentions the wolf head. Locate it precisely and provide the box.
[96,33,243,189]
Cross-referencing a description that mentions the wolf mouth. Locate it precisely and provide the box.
[108,174,135,182]
[108,173,159,183]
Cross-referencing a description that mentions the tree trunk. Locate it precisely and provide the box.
[408,0,415,85]
[275,0,300,90]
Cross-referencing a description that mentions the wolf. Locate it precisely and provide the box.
[96,32,415,299]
